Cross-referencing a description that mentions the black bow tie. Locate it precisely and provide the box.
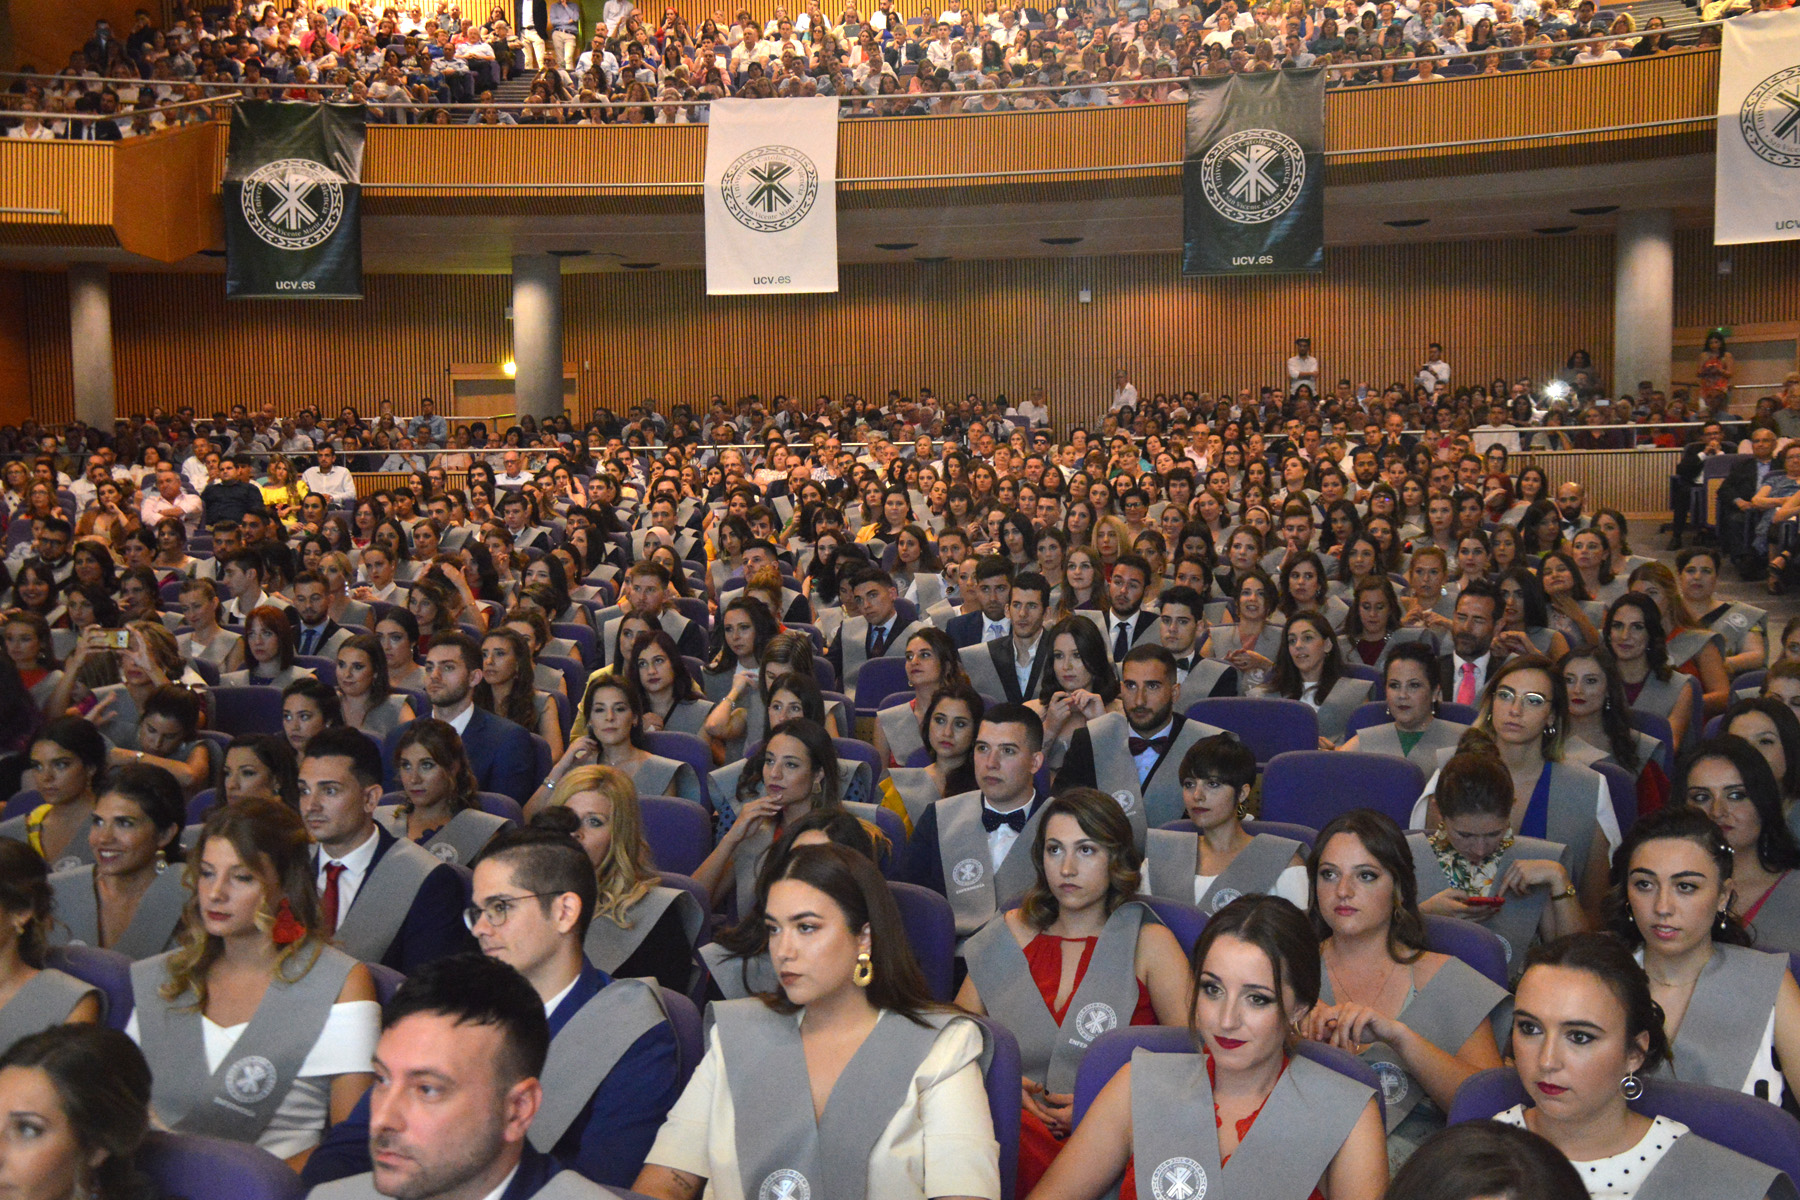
[981,806,1028,833]
[1129,735,1172,756]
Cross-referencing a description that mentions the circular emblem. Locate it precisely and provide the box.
[1741,65,1800,169]
[1371,1060,1409,1107]
[720,145,820,234]
[224,1055,279,1105]
[1199,129,1308,225]
[1494,929,1514,964]
[1726,611,1750,630]
[951,857,986,888]
[429,841,460,864]
[1207,888,1243,914]
[1111,788,1138,814]
[51,856,81,873]
[1075,1001,1119,1042]
[1149,1156,1208,1200]
[239,157,348,251]
[759,1169,811,1200]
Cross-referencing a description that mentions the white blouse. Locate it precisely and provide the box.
[1497,1107,1686,1200]
[647,1011,1001,1200]
[128,999,380,1159]
[1190,864,1310,910]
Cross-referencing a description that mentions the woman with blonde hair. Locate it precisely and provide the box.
[535,764,704,991]
[1091,514,1131,578]
[260,454,308,521]
[316,551,372,629]
[126,799,377,1165]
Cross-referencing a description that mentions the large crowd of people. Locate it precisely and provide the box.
[4,362,1800,1200]
[1,0,1750,136]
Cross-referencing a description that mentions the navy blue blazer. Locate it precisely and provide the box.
[300,960,680,1190]
[945,610,992,649]
[900,791,1046,897]
[384,708,536,803]
[328,826,476,974]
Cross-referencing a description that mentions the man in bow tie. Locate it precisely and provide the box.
[1053,645,1224,829]
[901,704,1048,938]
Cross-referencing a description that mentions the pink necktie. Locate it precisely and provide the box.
[1456,662,1477,706]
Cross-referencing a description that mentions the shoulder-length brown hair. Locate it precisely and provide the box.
[164,799,326,1009]
[1019,788,1142,931]
[392,718,480,816]
[1306,808,1427,963]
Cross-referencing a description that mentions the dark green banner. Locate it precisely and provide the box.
[1182,69,1324,277]
[225,102,366,299]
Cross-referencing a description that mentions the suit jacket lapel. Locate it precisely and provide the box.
[1142,714,1187,789]
[990,638,1020,704]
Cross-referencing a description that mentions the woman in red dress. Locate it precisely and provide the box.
[954,788,1190,1195]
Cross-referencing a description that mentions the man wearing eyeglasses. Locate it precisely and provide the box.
[300,727,476,973]
[302,829,684,1192]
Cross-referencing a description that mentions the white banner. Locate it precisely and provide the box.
[704,97,839,295]
[1716,9,1800,246]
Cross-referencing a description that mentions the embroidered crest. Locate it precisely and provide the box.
[951,858,986,889]
[429,841,460,863]
[1207,888,1243,913]
[1074,1001,1118,1042]
[759,1169,811,1200]
[51,856,81,873]
[1371,1060,1409,1106]
[224,1055,279,1105]
[1111,788,1138,814]
[1150,1156,1208,1200]
[1726,611,1750,630]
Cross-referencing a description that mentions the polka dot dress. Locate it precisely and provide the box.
[1496,1107,1688,1199]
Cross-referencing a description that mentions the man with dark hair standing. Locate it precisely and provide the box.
[305,952,614,1200]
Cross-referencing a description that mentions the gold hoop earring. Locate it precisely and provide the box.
[852,952,873,987]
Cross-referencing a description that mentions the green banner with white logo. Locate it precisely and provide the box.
[225,101,366,299]
[1182,69,1324,277]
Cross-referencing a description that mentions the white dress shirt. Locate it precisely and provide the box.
[315,824,383,917]
[1012,632,1042,696]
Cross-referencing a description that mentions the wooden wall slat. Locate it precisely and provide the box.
[1673,227,1800,332]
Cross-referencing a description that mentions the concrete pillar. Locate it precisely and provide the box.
[1613,208,1674,400]
[67,263,115,427]
[510,254,563,422]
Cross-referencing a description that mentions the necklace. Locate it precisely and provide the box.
[1324,945,1400,1008]
[1427,826,1515,893]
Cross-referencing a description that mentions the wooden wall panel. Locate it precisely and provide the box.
[0,271,30,427]
[1673,228,1800,331]
[22,272,73,427]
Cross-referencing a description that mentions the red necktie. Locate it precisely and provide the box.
[320,862,346,934]
[1456,662,1477,706]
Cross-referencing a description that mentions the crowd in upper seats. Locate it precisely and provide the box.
[5,355,1800,1200]
[0,0,1748,138]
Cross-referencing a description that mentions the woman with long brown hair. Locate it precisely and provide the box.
[382,718,515,866]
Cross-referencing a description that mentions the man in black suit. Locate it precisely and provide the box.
[1669,419,1727,550]
[960,572,1050,704]
[1439,579,1506,706]
[1101,554,1159,661]
[300,728,476,973]
[1718,426,1780,574]
[946,555,1014,649]
[383,632,538,803]
[291,571,355,659]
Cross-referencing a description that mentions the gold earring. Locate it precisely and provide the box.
[853,951,873,987]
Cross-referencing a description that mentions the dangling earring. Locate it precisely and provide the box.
[1717,909,1732,935]
[852,952,873,987]
[1544,722,1558,737]
[1620,1073,1644,1101]
[154,849,168,874]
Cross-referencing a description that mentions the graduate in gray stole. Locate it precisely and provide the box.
[1145,829,1302,915]
[926,789,1050,939]
[876,700,927,770]
[0,969,100,1049]
[1348,718,1470,767]
[1128,1047,1376,1200]
[374,805,513,867]
[1405,831,1571,975]
[48,863,188,961]
[1065,710,1224,839]
[1660,943,1790,1097]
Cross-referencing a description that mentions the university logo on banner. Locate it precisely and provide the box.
[1717,9,1800,246]
[1182,69,1324,276]
[704,97,838,295]
[225,101,366,299]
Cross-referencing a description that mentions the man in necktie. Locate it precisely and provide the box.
[946,555,1014,649]
[826,567,918,692]
[1105,554,1153,662]
[291,572,348,661]
[959,573,1051,705]
[1441,579,1504,706]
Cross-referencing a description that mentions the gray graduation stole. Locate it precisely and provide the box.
[703,667,739,703]
[1539,762,1601,888]
[840,615,923,691]
[1314,677,1371,744]
[375,806,510,867]
[720,793,882,917]
[665,700,713,737]
[908,573,946,611]
[1320,957,1505,1131]
[1086,711,1220,838]
[1705,602,1768,659]
[935,790,1047,938]
[48,865,188,961]
[0,813,95,874]
[132,946,356,1142]
[1405,831,1567,973]
[699,944,778,998]
[1631,672,1690,725]
[529,977,672,1152]
[0,969,97,1048]
[632,756,697,805]
[1667,944,1788,1093]
[1666,628,1721,672]
[888,768,942,826]
[961,640,1014,706]
[1748,872,1800,956]
[1175,659,1232,710]
[1128,1048,1373,1200]
[1355,719,1469,765]
[1634,1131,1795,1200]
[583,886,704,976]
[1145,829,1300,915]
[878,702,926,769]
[307,1170,606,1200]
[963,902,1150,1091]
[715,1000,969,1200]
[331,837,439,964]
